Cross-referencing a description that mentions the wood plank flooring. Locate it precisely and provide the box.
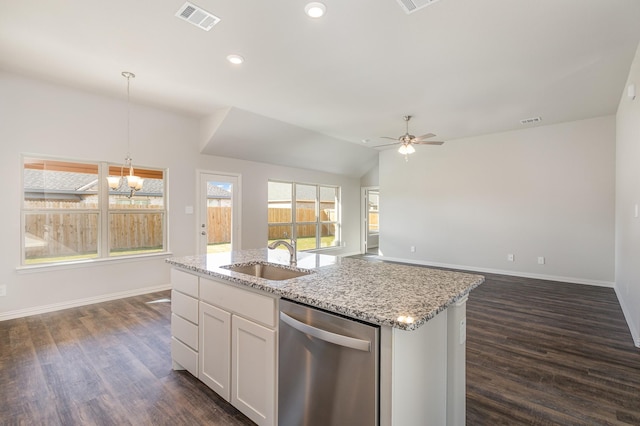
[1,269,639,425]
[0,292,254,426]
[466,273,640,425]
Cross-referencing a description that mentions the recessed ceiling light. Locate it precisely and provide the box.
[226,54,244,65]
[305,2,326,18]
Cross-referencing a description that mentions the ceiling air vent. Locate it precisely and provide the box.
[396,0,442,14]
[175,2,220,31]
[520,116,542,125]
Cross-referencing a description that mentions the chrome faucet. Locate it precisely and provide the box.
[268,238,297,266]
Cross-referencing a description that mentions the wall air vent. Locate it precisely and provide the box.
[396,0,442,14]
[520,116,542,125]
[175,2,220,31]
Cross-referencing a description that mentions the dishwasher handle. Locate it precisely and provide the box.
[280,311,371,352]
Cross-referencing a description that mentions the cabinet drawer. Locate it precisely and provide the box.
[172,290,199,324]
[172,313,198,351]
[171,337,198,377]
[171,269,199,297]
[201,278,276,328]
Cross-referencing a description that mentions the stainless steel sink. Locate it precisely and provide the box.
[222,262,313,281]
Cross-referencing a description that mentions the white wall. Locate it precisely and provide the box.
[192,154,362,255]
[615,43,640,347]
[379,116,616,286]
[0,72,361,319]
[361,163,379,187]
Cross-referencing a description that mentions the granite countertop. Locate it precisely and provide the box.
[166,249,484,331]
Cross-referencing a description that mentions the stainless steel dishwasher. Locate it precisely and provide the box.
[278,299,379,426]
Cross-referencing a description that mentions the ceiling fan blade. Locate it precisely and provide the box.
[380,136,399,140]
[370,142,401,148]
[413,133,436,141]
[412,141,444,145]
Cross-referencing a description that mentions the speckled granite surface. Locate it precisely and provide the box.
[166,249,484,331]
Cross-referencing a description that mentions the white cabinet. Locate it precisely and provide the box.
[232,315,276,426]
[171,269,199,377]
[199,301,231,400]
[199,276,277,426]
[171,270,277,426]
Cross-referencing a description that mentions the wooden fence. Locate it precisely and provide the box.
[267,208,334,240]
[24,206,336,258]
[369,212,379,232]
[207,207,232,244]
[25,212,163,258]
[208,207,335,243]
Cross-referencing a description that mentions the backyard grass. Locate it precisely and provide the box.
[24,248,164,265]
[208,236,336,254]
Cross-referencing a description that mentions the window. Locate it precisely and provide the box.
[268,180,340,251]
[22,156,166,265]
[368,191,379,234]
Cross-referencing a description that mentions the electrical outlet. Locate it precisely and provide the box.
[0,284,6,297]
[410,246,416,253]
[538,256,545,265]
[507,254,514,262]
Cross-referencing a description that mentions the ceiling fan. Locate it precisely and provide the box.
[375,115,444,160]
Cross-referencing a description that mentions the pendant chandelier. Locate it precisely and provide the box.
[107,71,143,198]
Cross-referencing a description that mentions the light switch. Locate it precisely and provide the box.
[185,205,194,215]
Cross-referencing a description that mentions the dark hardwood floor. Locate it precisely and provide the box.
[1,267,639,425]
[466,273,640,425]
[0,292,254,426]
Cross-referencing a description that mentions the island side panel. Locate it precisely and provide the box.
[446,296,468,426]
[380,310,449,426]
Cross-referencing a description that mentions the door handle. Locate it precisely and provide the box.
[201,231,206,236]
[280,312,371,352]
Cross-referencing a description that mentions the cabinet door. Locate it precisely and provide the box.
[231,315,276,426]
[199,301,231,401]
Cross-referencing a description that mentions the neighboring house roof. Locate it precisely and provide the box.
[268,181,334,202]
[23,170,233,200]
[23,169,164,197]
[207,183,231,199]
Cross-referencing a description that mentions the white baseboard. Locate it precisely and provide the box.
[614,285,640,348]
[378,256,615,288]
[0,284,172,322]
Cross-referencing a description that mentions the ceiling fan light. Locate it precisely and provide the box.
[398,144,415,155]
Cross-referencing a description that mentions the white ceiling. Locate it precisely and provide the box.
[1,0,640,177]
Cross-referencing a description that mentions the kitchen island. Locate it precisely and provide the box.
[167,249,484,426]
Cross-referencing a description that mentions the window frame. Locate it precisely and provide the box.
[20,154,168,267]
[267,180,341,251]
